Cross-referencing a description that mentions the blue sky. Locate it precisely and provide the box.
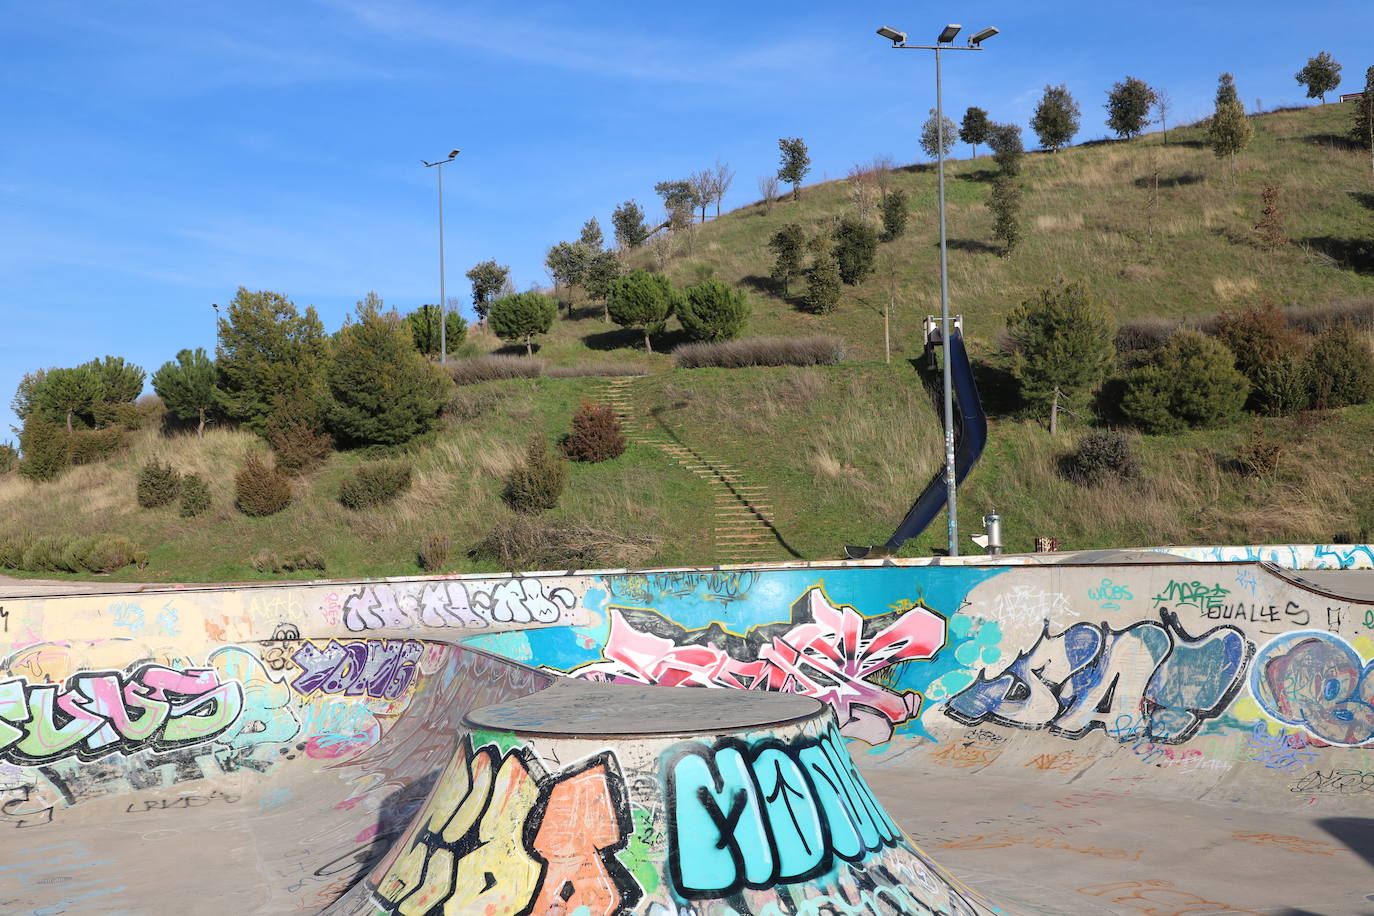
[4,0,1372,438]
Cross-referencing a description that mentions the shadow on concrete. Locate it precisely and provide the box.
[1319,817,1374,871]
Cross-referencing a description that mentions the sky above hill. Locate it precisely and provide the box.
[3,0,1372,438]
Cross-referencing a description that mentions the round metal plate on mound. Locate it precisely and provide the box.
[464,682,823,737]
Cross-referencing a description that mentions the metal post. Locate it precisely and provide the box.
[436,163,447,365]
[934,45,958,557]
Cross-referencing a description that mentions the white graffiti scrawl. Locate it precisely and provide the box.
[342,578,575,633]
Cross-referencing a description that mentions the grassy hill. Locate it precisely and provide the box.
[4,103,1373,583]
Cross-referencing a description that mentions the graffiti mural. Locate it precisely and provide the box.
[1250,631,1374,746]
[343,578,575,632]
[371,736,641,916]
[0,664,244,765]
[571,586,946,744]
[290,638,423,700]
[946,611,1252,743]
[666,724,901,899]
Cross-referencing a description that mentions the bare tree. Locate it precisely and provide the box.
[688,170,713,224]
[758,175,779,212]
[846,163,881,223]
[708,159,736,218]
[1154,88,1172,144]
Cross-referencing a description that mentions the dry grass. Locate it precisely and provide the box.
[1212,277,1260,301]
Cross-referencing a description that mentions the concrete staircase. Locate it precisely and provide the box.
[598,376,782,565]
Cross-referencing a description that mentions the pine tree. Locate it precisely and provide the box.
[960,107,992,157]
[406,306,467,356]
[40,366,100,432]
[1208,72,1253,171]
[215,287,329,434]
[880,189,909,241]
[578,217,604,249]
[1353,65,1374,174]
[1031,84,1081,151]
[1005,279,1117,434]
[1295,51,1342,103]
[328,293,449,446]
[606,271,674,352]
[465,260,511,319]
[678,280,750,342]
[987,175,1023,255]
[152,348,218,437]
[488,292,558,356]
[1105,76,1156,139]
[611,200,649,249]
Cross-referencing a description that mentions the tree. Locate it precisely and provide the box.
[1105,76,1156,139]
[466,260,512,319]
[1254,186,1285,250]
[1352,65,1374,173]
[880,188,909,241]
[688,170,713,223]
[919,109,958,161]
[654,180,696,230]
[10,369,48,426]
[708,160,735,218]
[406,305,467,356]
[215,287,329,433]
[1154,88,1173,144]
[18,416,69,482]
[833,217,879,285]
[987,175,1023,255]
[1005,280,1116,434]
[960,107,992,157]
[39,366,99,432]
[1031,84,1081,151]
[152,348,218,437]
[1208,72,1253,169]
[607,270,674,353]
[678,279,750,342]
[777,137,811,201]
[488,292,558,356]
[988,123,1024,176]
[1295,51,1342,103]
[1307,323,1374,408]
[583,250,622,320]
[768,223,807,297]
[328,293,449,446]
[578,218,604,249]
[1121,331,1249,433]
[758,175,779,212]
[545,241,593,305]
[611,200,650,249]
[803,238,842,315]
[85,356,145,406]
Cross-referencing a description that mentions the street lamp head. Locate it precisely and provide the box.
[447,149,460,159]
[937,24,962,44]
[968,26,999,46]
[875,25,906,44]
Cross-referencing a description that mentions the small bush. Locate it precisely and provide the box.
[91,401,146,431]
[0,534,145,573]
[419,532,451,572]
[69,428,129,466]
[560,402,627,463]
[251,547,326,573]
[1115,316,1180,353]
[1210,302,1304,390]
[1253,353,1313,416]
[674,336,845,369]
[136,460,182,508]
[1236,420,1283,479]
[502,435,567,514]
[267,413,333,474]
[235,453,292,517]
[18,417,70,482]
[338,461,413,510]
[1120,331,1250,433]
[179,474,212,518]
[1061,430,1140,485]
[471,516,660,570]
[83,536,148,573]
[1305,323,1374,409]
[0,443,17,475]
[448,355,546,385]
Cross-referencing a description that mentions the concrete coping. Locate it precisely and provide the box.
[464,682,824,738]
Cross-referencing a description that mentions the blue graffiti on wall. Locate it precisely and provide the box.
[945,611,1252,743]
[666,724,902,898]
[1251,631,1374,747]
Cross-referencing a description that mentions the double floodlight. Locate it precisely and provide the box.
[876,23,998,48]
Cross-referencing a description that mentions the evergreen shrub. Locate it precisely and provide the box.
[560,402,626,463]
[235,453,292,516]
[502,435,567,514]
[179,474,212,518]
[1061,430,1140,485]
[338,461,413,510]
[136,460,182,508]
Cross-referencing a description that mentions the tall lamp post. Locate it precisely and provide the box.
[876,23,998,558]
[422,149,461,363]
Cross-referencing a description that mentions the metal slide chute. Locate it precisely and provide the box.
[846,322,988,558]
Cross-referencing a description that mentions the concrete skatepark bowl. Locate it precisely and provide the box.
[2,546,1373,914]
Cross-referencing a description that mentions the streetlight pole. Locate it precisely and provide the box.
[422,149,460,364]
[876,23,998,558]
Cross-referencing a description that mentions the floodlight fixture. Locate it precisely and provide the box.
[968,26,999,46]
[937,24,962,44]
[876,25,907,44]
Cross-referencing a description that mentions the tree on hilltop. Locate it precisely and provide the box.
[988,123,1024,176]
[960,106,992,157]
[152,348,218,437]
[611,200,650,249]
[1105,76,1156,139]
[215,287,329,434]
[488,292,558,356]
[1032,84,1081,151]
[466,260,511,319]
[1352,65,1374,173]
[919,109,958,161]
[777,137,811,201]
[1295,51,1342,103]
[1208,72,1253,171]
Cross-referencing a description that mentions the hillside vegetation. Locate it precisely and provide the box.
[4,104,1374,582]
